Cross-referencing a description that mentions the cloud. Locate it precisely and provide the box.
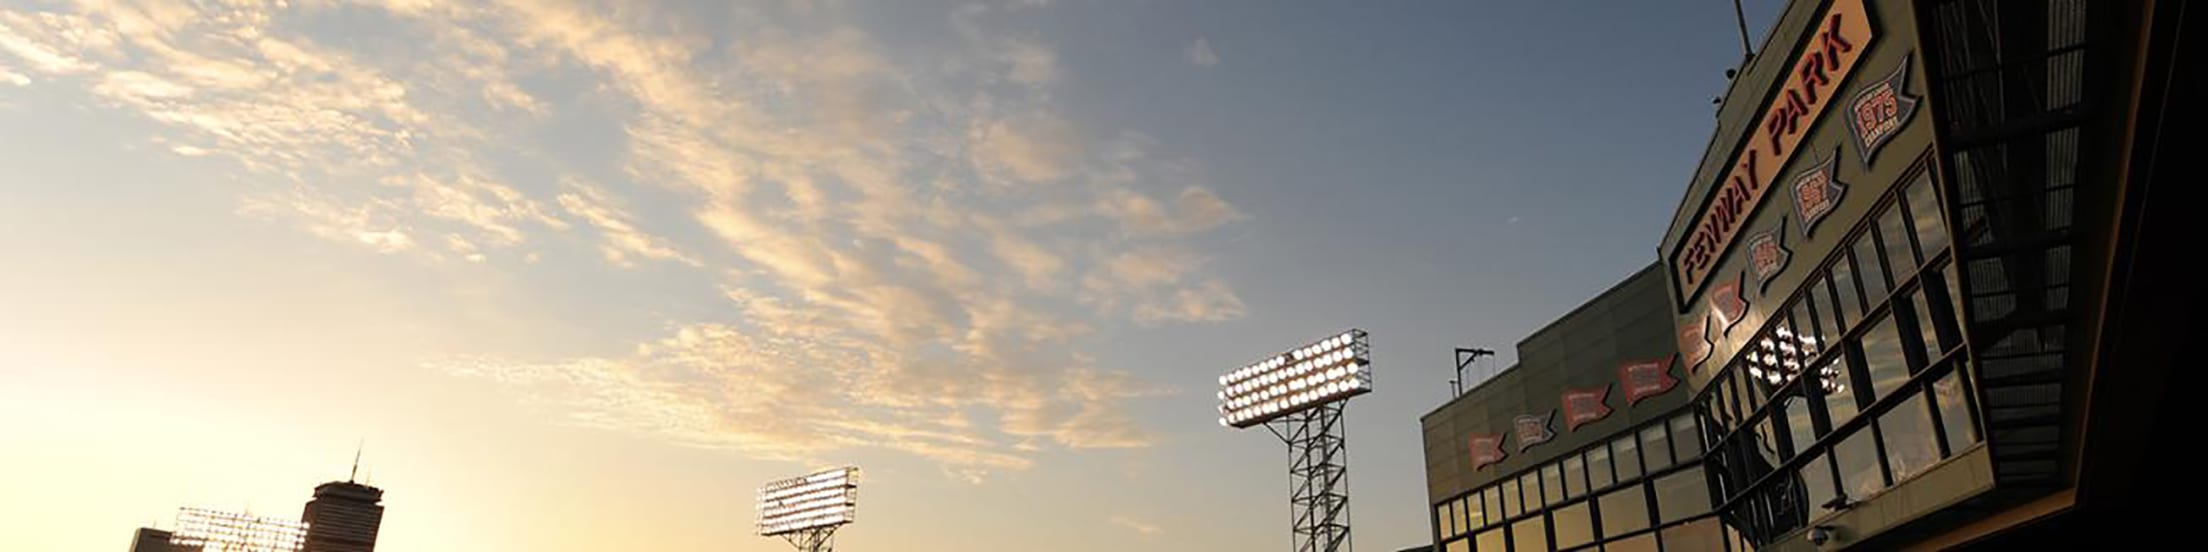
[555,179,700,268]
[1186,37,1219,68]
[1110,515,1163,537]
[3,0,1248,476]
[973,111,1082,184]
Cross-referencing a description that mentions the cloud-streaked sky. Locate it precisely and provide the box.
[2,0,1781,550]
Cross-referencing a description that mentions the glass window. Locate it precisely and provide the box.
[1661,518,1726,552]
[1909,288,1945,364]
[1943,262,1968,332]
[1862,315,1910,400]
[1521,473,1544,511]
[1587,446,1616,490]
[1881,393,1944,482]
[1476,527,1506,552]
[1553,502,1594,550]
[1597,486,1650,537]
[1543,464,1565,506]
[1654,467,1712,524]
[1906,174,1949,261]
[1710,379,1739,431]
[1606,533,1657,552]
[1640,425,1673,472]
[1802,454,1841,518]
[1440,502,1457,537]
[1613,436,1643,482]
[1563,455,1588,499]
[1792,289,1825,358]
[1670,415,1702,461]
[1830,260,1863,331]
[1782,395,1818,456]
[1458,497,1473,534]
[1512,516,1548,552]
[1501,479,1521,518]
[1750,415,1783,467]
[1482,487,1499,524]
[1445,537,1470,552]
[1933,369,1981,454]
[1855,233,1892,302]
[1835,428,1886,500]
[1735,365,1768,413]
[1818,357,1860,428]
[1880,206,1919,279]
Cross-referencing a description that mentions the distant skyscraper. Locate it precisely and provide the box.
[299,481,383,552]
[127,527,181,552]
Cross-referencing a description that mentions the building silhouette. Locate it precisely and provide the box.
[299,481,383,552]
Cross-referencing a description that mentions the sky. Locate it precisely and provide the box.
[1,0,1783,550]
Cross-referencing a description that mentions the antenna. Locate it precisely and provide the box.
[1731,0,1755,61]
[350,440,364,483]
[1454,348,1496,397]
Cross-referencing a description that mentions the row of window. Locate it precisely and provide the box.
[1437,414,1701,538]
[1697,169,1985,545]
[1437,466,1728,552]
[1436,414,1714,551]
[1703,172,1953,436]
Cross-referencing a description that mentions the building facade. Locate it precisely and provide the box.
[300,482,384,552]
[1423,265,1740,552]
[1426,0,2195,549]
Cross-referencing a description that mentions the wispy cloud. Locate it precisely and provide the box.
[1111,515,1164,537]
[1187,37,1220,68]
[3,0,1245,477]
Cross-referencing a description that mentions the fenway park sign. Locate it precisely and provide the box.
[1670,0,1875,307]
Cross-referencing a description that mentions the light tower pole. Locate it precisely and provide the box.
[1219,329,1371,552]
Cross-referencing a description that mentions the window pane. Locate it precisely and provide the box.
[1512,516,1548,552]
[1830,261,1863,331]
[1818,357,1860,428]
[1458,497,1473,534]
[1466,493,1488,531]
[1613,436,1643,481]
[1782,395,1818,456]
[1563,455,1588,499]
[1880,206,1918,279]
[1502,479,1521,518]
[1522,473,1544,511]
[1711,379,1739,431]
[1661,518,1725,552]
[1445,537,1470,552]
[1862,315,1910,400]
[1553,502,1594,550]
[1440,502,1456,537]
[1855,233,1892,302]
[1934,369,1982,453]
[1670,415,1703,461]
[1801,454,1841,519]
[1834,428,1886,500]
[1587,447,1616,490]
[1484,487,1500,524]
[1476,527,1506,552]
[1543,464,1565,506]
[1597,487,1650,536]
[1750,415,1783,467]
[1906,174,1949,261]
[1909,288,1945,364]
[1605,533,1657,552]
[1792,289,1825,357]
[1881,393,1943,482]
[1654,467,1712,524]
[1641,425,1674,472]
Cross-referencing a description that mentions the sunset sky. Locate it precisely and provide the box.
[3,1,1780,550]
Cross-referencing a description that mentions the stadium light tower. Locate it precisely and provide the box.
[1218,329,1371,552]
[756,466,860,552]
[171,507,310,552]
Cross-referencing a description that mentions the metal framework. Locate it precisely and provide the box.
[778,526,839,552]
[1266,401,1351,552]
